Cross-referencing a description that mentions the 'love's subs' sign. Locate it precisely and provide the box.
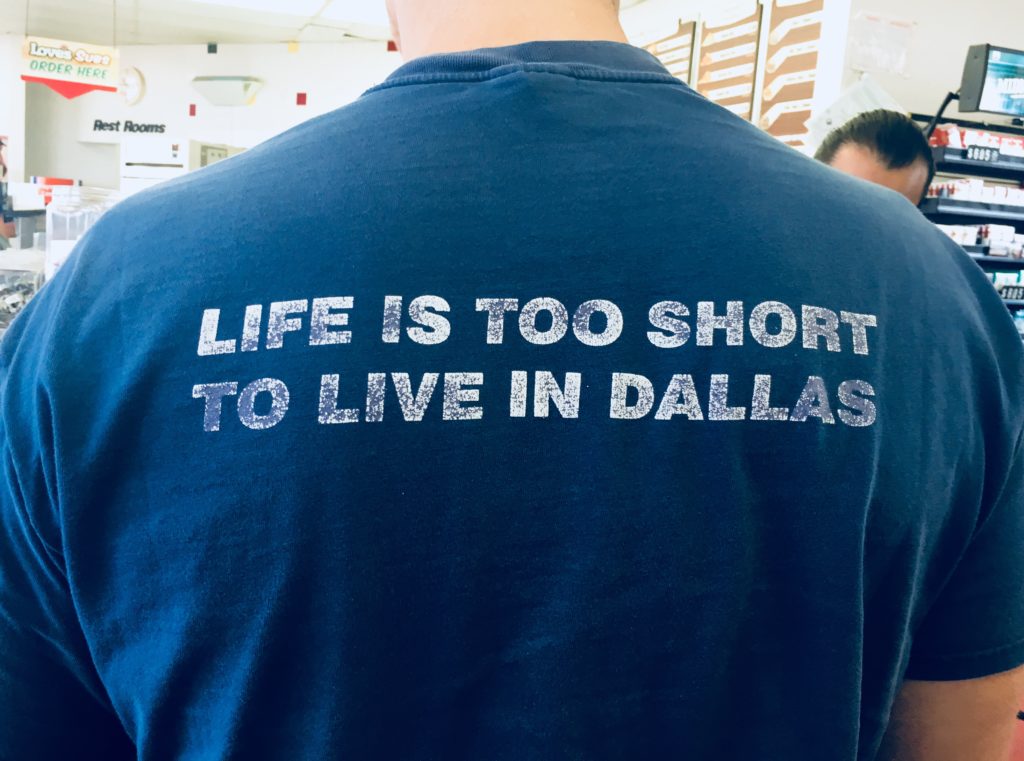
[22,36,119,99]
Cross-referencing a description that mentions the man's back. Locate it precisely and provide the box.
[2,41,1023,760]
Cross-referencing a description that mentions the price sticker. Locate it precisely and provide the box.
[966,146,1001,164]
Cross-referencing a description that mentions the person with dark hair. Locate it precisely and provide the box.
[815,109,936,204]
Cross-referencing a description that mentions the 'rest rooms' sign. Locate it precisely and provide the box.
[83,118,169,144]
[93,119,167,134]
[22,36,119,99]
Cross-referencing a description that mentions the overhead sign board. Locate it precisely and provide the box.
[21,36,119,99]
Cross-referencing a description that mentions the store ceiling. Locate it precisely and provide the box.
[1,0,395,46]
[3,0,654,47]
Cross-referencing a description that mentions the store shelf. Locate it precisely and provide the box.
[921,198,1024,222]
[971,254,1024,268]
[933,147,1024,182]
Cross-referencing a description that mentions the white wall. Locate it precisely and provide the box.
[27,1,1022,187]
[26,84,120,186]
[626,0,1024,123]
[25,39,401,189]
[622,0,751,45]
[0,34,27,183]
[844,0,1024,119]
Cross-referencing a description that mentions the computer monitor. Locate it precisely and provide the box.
[960,44,1024,118]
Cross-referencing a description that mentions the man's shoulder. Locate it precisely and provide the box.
[123,98,382,213]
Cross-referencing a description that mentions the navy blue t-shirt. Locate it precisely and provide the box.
[2,42,1024,760]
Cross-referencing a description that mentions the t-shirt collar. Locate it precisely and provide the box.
[383,40,670,83]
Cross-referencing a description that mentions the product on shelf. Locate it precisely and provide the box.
[926,177,1024,207]
[985,224,1021,248]
[935,223,1024,257]
[991,271,1024,303]
[931,124,1024,158]
[936,224,980,245]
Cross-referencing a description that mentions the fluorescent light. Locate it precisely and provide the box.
[319,0,390,28]
[192,76,264,106]
[184,0,325,17]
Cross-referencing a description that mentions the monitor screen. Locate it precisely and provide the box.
[979,47,1024,117]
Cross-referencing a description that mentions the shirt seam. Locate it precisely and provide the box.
[365,66,685,94]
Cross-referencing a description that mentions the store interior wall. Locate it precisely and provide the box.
[620,0,745,43]
[26,84,120,188]
[25,39,400,189]
[845,0,1024,119]
[625,0,1024,124]
[0,35,27,183]
[18,0,1024,189]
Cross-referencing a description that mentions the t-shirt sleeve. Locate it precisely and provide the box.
[0,272,134,759]
[905,430,1024,681]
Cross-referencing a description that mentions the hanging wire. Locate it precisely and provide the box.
[113,0,118,48]
[24,0,30,36]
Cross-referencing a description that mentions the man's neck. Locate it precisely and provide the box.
[392,0,629,60]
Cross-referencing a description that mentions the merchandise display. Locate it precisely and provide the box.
[992,269,1024,298]
[922,116,1024,324]
[0,241,45,336]
[931,124,1024,157]
[935,223,1024,256]
[0,264,43,336]
[926,178,1024,208]
[45,186,119,281]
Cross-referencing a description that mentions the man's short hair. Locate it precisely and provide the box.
[815,109,936,192]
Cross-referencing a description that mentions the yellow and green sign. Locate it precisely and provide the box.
[22,36,119,99]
